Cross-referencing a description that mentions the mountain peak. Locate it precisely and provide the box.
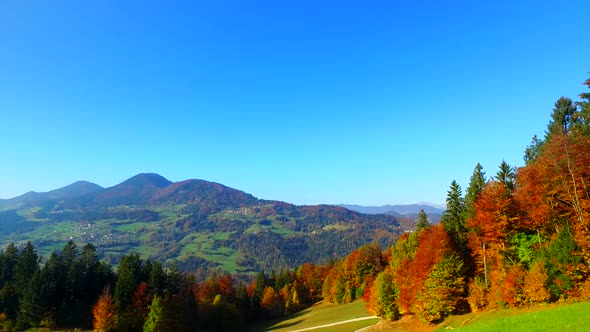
[121,173,172,188]
[48,180,103,199]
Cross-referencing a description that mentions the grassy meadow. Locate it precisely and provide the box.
[258,300,378,332]
[437,301,590,331]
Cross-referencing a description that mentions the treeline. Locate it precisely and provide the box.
[0,240,331,331]
[353,72,590,323]
[0,241,114,330]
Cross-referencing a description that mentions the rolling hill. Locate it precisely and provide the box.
[0,174,405,274]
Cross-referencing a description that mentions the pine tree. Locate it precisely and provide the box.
[415,209,430,232]
[545,96,577,141]
[254,271,267,304]
[495,160,515,192]
[441,180,466,249]
[14,242,40,296]
[524,135,543,165]
[0,243,20,320]
[16,269,44,329]
[463,163,486,221]
[575,73,590,136]
[114,254,143,312]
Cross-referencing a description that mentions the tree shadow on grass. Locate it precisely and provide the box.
[262,307,312,331]
[267,318,305,330]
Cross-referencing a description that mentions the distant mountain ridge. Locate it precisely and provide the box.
[0,181,104,210]
[338,204,445,216]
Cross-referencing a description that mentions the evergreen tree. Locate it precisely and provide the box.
[0,244,20,320]
[575,74,590,136]
[415,209,430,232]
[254,271,267,304]
[61,240,78,267]
[79,243,112,328]
[496,160,515,192]
[148,260,166,297]
[61,241,83,326]
[14,242,40,296]
[114,254,143,312]
[524,135,543,165]
[441,180,466,249]
[16,269,48,329]
[463,163,486,221]
[545,96,577,141]
[42,253,66,325]
[0,243,18,287]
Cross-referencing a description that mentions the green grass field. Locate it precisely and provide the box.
[437,301,590,331]
[260,300,378,332]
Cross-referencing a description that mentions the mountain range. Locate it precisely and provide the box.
[338,204,444,225]
[337,204,444,216]
[0,173,407,274]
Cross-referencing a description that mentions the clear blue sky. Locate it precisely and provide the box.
[1,0,589,205]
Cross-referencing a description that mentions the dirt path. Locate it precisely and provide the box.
[364,316,437,332]
[285,316,379,332]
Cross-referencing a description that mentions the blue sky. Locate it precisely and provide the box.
[1,0,589,205]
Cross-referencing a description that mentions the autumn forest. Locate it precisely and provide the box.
[1,72,590,331]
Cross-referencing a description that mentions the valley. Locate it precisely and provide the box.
[0,173,406,274]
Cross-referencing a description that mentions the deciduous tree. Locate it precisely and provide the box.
[93,288,117,332]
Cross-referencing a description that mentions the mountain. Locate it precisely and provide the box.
[0,180,104,210]
[339,204,445,215]
[152,179,260,208]
[83,173,173,206]
[47,180,104,199]
[0,173,405,274]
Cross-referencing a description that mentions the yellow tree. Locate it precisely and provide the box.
[93,288,118,332]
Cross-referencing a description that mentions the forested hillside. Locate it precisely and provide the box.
[0,174,403,274]
[348,72,590,323]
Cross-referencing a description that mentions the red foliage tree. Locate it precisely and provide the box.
[129,282,151,330]
[515,163,552,234]
[393,225,456,315]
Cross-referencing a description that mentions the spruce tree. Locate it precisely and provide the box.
[114,254,143,312]
[575,74,590,136]
[14,242,39,296]
[545,96,577,141]
[0,243,20,320]
[524,135,543,165]
[441,180,466,249]
[463,163,486,221]
[496,160,515,192]
[415,209,430,232]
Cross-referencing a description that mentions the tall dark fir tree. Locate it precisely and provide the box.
[441,180,466,249]
[463,163,486,221]
[415,209,430,232]
[495,160,515,192]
